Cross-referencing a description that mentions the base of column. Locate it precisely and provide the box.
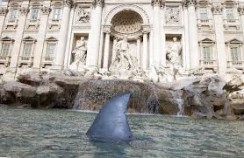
[51,65,64,70]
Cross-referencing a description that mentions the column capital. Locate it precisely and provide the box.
[41,6,51,15]
[185,0,196,8]
[63,0,72,7]
[143,25,150,34]
[238,6,244,15]
[151,0,164,7]
[0,7,8,16]
[92,0,104,7]
[212,4,223,15]
[19,7,29,15]
[103,25,111,34]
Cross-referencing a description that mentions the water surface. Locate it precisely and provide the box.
[0,107,243,158]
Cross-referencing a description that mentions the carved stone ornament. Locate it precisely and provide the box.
[238,6,244,15]
[41,6,51,15]
[151,0,163,7]
[212,5,223,15]
[19,7,29,15]
[185,0,196,7]
[0,7,8,16]
[63,0,72,7]
[92,0,104,7]
[111,10,143,35]
[76,7,90,23]
[165,7,180,24]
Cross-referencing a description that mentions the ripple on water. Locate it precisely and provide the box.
[0,107,244,158]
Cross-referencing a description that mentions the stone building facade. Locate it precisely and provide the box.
[1,0,244,81]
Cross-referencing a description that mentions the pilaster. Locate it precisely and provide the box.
[151,0,164,68]
[10,4,29,68]
[52,1,72,70]
[212,3,226,74]
[186,0,199,70]
[33,5,51,69]
[0,7,8,37]
[86,0,104,68]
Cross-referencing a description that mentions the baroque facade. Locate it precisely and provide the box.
[1,0,244,81]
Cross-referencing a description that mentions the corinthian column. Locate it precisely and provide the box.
[212,3,226,74]
[0,7,8,36]
[10,4,29,68]
[142,28,149,69]
[152,0,163,68]
[102,27,111,70]
[33,5,51,69]
[186,0,199,70]
[86,0,104,68]
[238,6,244,49]
[52,0,71,70]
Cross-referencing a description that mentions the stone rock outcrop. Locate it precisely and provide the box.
[0,71,244,120]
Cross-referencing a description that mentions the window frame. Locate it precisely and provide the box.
[30,7,39,21]
[199,7,209,21]
[52,7,62,21]
[45,42,57,61]
[8,8,18,23]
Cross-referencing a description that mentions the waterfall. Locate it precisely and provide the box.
[173,91,184,116]
[176,98,184,116]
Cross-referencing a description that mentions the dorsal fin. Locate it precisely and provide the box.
[86,93,133,142]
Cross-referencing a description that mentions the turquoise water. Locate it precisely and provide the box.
[0,107,243,158]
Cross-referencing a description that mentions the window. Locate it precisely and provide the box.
[30,8,39,20]
[0,43,10,59]
[230,46,241,61]
[199,8,208,21]
[45,43,56,61]
[203,46,212,61]
[9,9,18,22]
[226,8,235,22]
[22,43,33,59]
[53,8,62,20]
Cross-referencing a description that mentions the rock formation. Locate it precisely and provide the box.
[0,71,244,120]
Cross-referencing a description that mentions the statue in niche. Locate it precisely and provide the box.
[77,7,89,23]
[166,37,183,80]
[110,36,134,72]
[69,36,87,72]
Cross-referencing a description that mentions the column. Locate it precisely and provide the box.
[33,5,51,69]
[239,6,244,36]
[212,3,226,74]
[136,38,141,66]
[52,0,71,70]
[111,38,117,63]
[0,7,8,36]
[102,29,111,70]
[186,0,199,69]
[238,5,244,60]
[142,31,149,69]
[160,5,166,66]
[183,6,190,70]
[152,0,163,68]
[64,5,75,68]
[86,0,104,68]
[10,4,29,68]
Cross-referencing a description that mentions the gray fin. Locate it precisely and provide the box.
[86,92,133,142]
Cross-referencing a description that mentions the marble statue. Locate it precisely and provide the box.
[86,93,133,143]
[110,37,133,72]
[166,37,183,80]
[69,37,87,72]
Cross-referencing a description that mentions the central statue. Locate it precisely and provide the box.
[110,37,133,71]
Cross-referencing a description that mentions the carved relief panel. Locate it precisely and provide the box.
[165,6,181,25]
[75,6,90,24]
